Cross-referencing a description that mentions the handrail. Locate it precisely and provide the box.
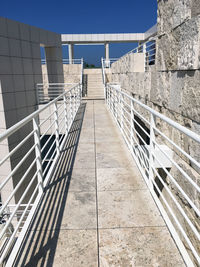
[107,84,200,144]
[105,83,200,266]
[0,83,82,265]
[103,37,156,71]
[0,84,79,143]
[41,58,83,65]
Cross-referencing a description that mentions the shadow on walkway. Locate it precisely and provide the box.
[14,103,87,267]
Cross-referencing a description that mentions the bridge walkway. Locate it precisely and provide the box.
[14,100,184,267]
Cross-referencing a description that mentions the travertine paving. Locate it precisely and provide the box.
[15,100,185,267]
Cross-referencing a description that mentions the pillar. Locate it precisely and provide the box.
[68,44,74,64]
[105,42,110,67]
[45,46,64,97]
[45,46,64,84]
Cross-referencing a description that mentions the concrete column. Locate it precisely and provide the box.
[45,46,64,84]
[68,44,74,64]
[45,46,64,98]
[105,42,110,67]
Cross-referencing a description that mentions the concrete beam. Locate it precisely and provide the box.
[61,25,157,45]
[61,33,145,44]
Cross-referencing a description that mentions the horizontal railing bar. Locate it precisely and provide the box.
[151,157,200,241]
[108,85,200,144]
[43,148,57,176]
[39,110,55,127]
[42,138,57,164]
[41,130,57,153]
[0,169,39,240]
[37,83,78,86]
[153,139,200,197]
[0,84,80,142]
[133,118,150,138]
[0,129,35,168]
[40,120,56,141]
[0,144,36,191]
[150,170,200,264]
[0,158,37,216]
[0,180,40,264]
[154,126,200,170]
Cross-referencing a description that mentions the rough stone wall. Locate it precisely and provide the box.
[110,1,200,265]
[42,64,81,85]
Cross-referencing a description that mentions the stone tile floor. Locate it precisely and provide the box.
[15,100,185,266]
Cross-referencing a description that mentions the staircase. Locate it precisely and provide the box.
[83,68,104,99]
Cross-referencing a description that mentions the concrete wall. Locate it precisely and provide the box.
[42,64,81,86]
[0,17,64,204]
[109,1,200,264]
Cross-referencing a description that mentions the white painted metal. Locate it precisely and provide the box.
[0,83,82,266]
[38,58,83,104]
[104,83,200,267]
[41,58,83,65]
[101,38,156,71]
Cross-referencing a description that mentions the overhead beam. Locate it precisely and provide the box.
[61,33,145,44]
[61,24,157,44]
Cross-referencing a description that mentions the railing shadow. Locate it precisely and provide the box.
[14,103,87,267]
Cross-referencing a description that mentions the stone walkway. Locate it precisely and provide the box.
[15,100,185,267]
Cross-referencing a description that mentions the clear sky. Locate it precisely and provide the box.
[1,0,157,66]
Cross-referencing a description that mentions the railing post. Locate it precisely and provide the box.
[130,99,134,150]
[33,117,44,194]
[116,90,120,123]
[80,58,83,96]
[73,88,76,117]
[79,83,82,106]
[106,84,108,106]
[149,113,156,190]
[119,87,124,131]
[54,102,60,156]
[109,86,111,111]
[69,91,73,126]
[63,94,68,133]
[143,43,147,71]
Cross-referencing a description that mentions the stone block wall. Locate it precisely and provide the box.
[42,64,81,85]
[109,1,200,264]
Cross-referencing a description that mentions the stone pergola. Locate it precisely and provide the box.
[61,24,157,63]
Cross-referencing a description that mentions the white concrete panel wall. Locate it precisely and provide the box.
[0,17,64,204]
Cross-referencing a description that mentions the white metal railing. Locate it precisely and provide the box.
[121,39,156,71]
[102,58,118,69]
[41,58,83,65]
[36,83,79,104]
[105,83,200,267]
[39,58,84,104]
[102,39,156,71]
[0,83,82,266]
[80,58,84,93]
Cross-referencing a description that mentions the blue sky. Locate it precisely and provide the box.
[1,0,157,66]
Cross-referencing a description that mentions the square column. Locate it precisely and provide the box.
[68,44,74,64]
[45,46,64,84]
[105,42,110,67]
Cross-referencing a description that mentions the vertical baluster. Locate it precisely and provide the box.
[120,88,124,132]
[33,116,43,194]
[63,94,68,133]
[109,86,111,110]
[130,99,134,151]
[54,102,60,156]
[69,91,73,126]
[143,43,147,71]
[149,113,156,190]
